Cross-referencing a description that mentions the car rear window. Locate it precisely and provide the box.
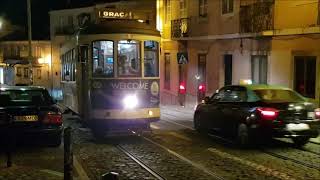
[253,89,305,102]
[0,89,54,107]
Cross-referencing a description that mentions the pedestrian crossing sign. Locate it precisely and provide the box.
[177,52,188,64]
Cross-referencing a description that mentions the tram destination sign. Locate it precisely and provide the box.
[98,9,133,19]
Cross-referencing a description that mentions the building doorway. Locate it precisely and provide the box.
[294,56,316,98]
[198,54,206,102]
[224,54,232,85]
[251,55,268,84]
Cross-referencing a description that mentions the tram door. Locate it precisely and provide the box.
[79,45,89,120]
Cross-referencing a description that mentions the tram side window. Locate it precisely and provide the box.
[61,49,76,81]
[118,40,141,77]
[92,41,114,77]
[144,41,159,77]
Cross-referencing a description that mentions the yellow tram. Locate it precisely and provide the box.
[57,3,160,136]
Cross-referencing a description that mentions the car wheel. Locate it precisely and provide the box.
[237,123,250,147]
[194,113,206,134]
[292,136,310,147]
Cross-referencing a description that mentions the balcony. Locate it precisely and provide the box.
[240,1,274,33]
[3,52,40,65]
[171,18,190,39]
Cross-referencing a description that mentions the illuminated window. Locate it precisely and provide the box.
[144,41,159,77]
[199,0,208,17]
[222,0,233,14]
[118,40,141,77]
[164,53,171,90]
[92,41,114,77]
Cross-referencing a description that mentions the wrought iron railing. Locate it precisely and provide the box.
[240,1,274,33]
[171,18,190,39]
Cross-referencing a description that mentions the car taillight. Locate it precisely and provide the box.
[257,107,279,121]
[44,112,62,125]
[179,82,186,94]
[315,108,320,119]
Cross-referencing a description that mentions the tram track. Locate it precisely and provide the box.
[123,130,225,180]
[273,138,320,156]
[117,144,165,180]
[260,148,320,170]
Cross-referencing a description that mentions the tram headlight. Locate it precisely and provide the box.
[123,95,139,109]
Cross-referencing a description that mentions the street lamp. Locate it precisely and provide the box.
[27,0,33,85]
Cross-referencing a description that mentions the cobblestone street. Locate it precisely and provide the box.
[0,106,319,179]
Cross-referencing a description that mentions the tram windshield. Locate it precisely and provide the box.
[92,40,114,77]
[118,40,141,77]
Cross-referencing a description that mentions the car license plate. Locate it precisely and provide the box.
[307,112,315,119]
[286,123,310,131]
[14,115,38,122]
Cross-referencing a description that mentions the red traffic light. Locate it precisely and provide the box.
[198,84,206,93]
[179,82,186,94]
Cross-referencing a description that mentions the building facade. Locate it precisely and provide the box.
[0,40,61,93]
[158,0,320,107]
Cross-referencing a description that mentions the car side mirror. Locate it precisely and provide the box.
[204,96,211,104]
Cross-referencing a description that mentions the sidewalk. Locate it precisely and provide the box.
[0,165,62,180]
[161,105,195,119]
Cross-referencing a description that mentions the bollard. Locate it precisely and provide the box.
[5,127,14,168]
[101,172,119,180]
[6,151,12,168]
[64,127,73,180]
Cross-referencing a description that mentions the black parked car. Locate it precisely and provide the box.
[194,84,320,146]
[0,85,63,147]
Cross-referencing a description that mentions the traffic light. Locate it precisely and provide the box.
[179,82,186,94]
[198,84,206,93]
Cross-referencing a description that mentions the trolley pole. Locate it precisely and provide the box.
[27,0,33,85]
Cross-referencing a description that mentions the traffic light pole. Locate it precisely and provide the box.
[27,0,33,85]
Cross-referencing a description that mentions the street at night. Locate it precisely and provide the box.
[0,106,319,179]
[1,0,320,179]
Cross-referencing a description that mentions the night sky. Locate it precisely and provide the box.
[0,0,119,40]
